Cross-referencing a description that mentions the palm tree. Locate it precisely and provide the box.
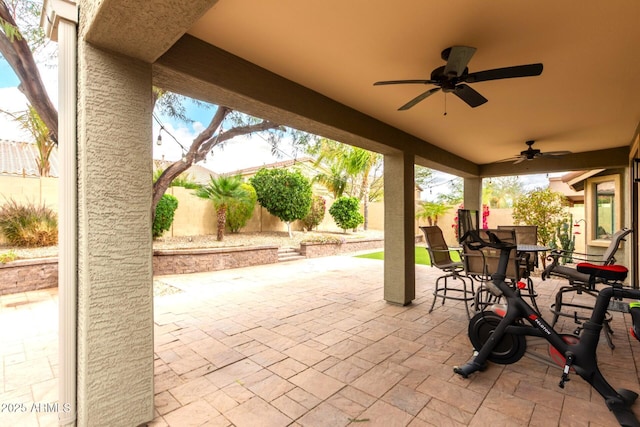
[312,163,348,199]
[196,175,248,241]
[344,147,381,230]
[416,201,452,226]
[3,105,55,177]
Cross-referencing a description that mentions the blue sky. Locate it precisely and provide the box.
[0,60,19,87]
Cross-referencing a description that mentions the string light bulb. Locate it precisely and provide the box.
[156,130,163,146]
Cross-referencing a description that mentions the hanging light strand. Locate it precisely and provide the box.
[152,113,187,152]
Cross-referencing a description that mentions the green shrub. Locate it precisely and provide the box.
[226,183,257,233]
[0,249,18,263]
[329,196,363,232]
[302,195,326,231]
[250,168,312,237]
[153,194,179,238]
[0,199,58,247]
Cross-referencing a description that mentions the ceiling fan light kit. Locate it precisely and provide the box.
[374,45,543,110]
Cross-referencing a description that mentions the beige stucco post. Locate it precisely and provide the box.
[463,177,483,212]
[383,152,416,305]
[75,19,154,426]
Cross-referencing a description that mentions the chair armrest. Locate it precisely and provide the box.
[546,249,604,264]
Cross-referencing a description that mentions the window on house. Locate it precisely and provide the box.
[586,174,621,245]
[595,181,615,239]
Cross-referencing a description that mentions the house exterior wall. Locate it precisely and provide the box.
[75,22,154,427]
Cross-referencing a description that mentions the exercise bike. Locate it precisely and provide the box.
[453,229,640,427]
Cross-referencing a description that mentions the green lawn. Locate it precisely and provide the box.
[355,246,461,265]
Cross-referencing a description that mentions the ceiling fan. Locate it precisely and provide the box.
[501,140,572,164]
[374,46,543,110]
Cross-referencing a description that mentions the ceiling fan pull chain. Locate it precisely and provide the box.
[444,93,447,116]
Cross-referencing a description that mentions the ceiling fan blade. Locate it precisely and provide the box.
[464,63,543,83]
[398,88,441,110]
[513,157,526,164]
[539,150,572,158]
[443,46,477,77]
[453,84,488,108]
[374,79,435,86]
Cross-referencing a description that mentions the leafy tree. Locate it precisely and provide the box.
[512,187,569,267]
[250,168,312,237]
[312,163,348,199]
[307,138,381,229]
[415,166,436,192]
[436,178,463,205]
[196,175,249,241]
[343,147,381,230]
[416,201,451,226]
[226,182,257,233]
[0,1,314,222]
[0,0,58,142]
[302,195,326,231]
[483,176,525,208]
[152,194,178,238]
[329,196,364,233]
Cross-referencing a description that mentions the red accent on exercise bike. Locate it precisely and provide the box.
[549,335,580,369]
[528,314,538,321]
[517,281,526,289]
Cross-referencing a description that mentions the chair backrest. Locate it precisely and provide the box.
[601,228,633,265]
[498,225,539,267]
[498,225,538,245]
[458,209,479,244]
[420,226,455,268]
[463,229,520,280]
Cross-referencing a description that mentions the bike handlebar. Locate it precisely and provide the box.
[460,229,516,251]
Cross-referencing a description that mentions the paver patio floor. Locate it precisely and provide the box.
[2,254,640,426]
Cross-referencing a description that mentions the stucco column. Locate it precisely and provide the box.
[383,152,416,305]
[75,41,154,425]
[463,177,482,211]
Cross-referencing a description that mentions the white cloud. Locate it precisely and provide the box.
[0,87,31,141]
[205,135,288,173]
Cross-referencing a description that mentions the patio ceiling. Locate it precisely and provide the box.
[87,0,639,177]
[180,1,640,177]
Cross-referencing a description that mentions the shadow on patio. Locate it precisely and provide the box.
[2,254,640,426]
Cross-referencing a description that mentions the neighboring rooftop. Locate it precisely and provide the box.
[226,156,316,177]
[0,139,59,178]
[153,158,218,185]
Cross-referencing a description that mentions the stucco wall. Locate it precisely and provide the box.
[75,36,154,425]
[0,177,586,254]
[0,176,58,210]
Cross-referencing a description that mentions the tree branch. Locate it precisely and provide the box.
[0,1,58,143]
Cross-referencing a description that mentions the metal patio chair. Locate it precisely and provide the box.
[420,225,475,318]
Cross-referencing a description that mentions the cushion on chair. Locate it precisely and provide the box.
[576,263,628,281]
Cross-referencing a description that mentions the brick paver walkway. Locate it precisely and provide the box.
[2,254,640,426]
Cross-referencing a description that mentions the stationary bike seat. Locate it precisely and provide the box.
[576,263,628,281]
